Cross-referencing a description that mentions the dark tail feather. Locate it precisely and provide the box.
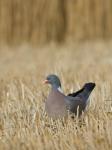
[83,83,96,92]
[68,87,84,97]
[68,82,96,97]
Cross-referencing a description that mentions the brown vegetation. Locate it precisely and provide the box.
[0,41,112,149]
[0,0,112,45]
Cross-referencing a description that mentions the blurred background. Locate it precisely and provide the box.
[0,0,112,45]
[0,0,112,79]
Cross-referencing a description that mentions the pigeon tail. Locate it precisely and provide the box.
[68,82,95,97]
[83,83,96,92]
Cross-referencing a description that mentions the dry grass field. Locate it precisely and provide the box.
[0,41,112,149]
[0,0,112,44]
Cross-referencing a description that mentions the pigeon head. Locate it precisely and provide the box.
[44,74,61,88]
[83,82,96,91]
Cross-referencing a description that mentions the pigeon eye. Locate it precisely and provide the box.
[47,77,50,81]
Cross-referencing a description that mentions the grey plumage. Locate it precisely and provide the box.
[44,74,96,118]
[66,83,95,116]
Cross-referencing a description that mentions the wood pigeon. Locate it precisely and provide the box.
[44,74,96,118]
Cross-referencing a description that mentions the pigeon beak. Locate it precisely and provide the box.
[43,79,49,84]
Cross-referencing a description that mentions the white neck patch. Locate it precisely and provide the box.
[57,87,63,93]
